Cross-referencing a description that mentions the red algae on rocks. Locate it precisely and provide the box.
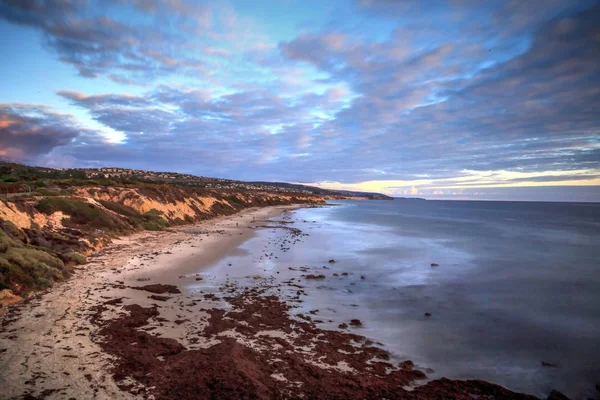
[91,284,542,400]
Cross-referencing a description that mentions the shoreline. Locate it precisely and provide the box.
[0,205,308,399]
[0,203,551,399]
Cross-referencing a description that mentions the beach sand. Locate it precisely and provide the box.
[0,206,300,399]
[0,205,540,400]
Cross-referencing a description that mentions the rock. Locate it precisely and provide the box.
[328,259,336,263]
[333,273,339,277]
[341,272,349,276]
[349,319,362,326]
[424,312,432,317]
[338,323,348,329]
[195,277,203,281]
[541,361,557,368]
[400,360,414,370]
[360,275,366,280]
[305,274,326,280]
[0,289,22,307]
[431,263,439,267]
[546,389,570,400]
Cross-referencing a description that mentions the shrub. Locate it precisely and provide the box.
[0,247,68,293]
[36,197,131,234]
[226,195,243,205]
[0,223,22,253]
[63,251,87,265]
[98,201,167,231]
[141,209,168,231]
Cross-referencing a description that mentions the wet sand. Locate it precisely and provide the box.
[0,205,544,399]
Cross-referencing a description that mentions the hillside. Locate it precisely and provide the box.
[0,161,393,200]
[0,164,337,306]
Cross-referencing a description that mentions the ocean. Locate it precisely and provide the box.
[198,199,600,399]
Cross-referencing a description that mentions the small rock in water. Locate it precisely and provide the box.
[424,312,432,317]
[349,319,362,326]
[400,360,414,370]
[541,361,557,368]
[431,263,439,267]
[305,274,326,280]
[338,323,348,329]
[328,259,336,263]
[341,272,349,276]
[360,275,366,280]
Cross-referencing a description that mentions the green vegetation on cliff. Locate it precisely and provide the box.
[0,173,325,299]
[0,220,79,294]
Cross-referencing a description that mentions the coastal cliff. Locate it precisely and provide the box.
[0,184,324,304]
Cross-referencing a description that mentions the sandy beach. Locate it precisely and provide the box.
[0,204,543,399]
[0,205,302,399]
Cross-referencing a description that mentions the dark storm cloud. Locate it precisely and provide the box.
[0,103,99,162]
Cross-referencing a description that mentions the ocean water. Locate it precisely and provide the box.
[198,200,600,399]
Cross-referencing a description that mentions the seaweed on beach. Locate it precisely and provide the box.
[92,284,542,400]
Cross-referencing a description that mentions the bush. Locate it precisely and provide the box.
[226,195,243,205]
[36,197,131,234]
[0,247,68,293]
[0,223,22,253]
[63,251,87,265]
[98,201,167,231]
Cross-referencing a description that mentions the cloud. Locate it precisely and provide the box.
[278,1,600,182]
[0,0,598,201]
[0,0,267,84]
[0,103,100,163]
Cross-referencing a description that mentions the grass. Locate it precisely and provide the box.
[62,251,87,265]
[36,197,132,234]
[0,222,70,294]
[98,200,168,231]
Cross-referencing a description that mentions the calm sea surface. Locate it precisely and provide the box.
[200,199,600,399]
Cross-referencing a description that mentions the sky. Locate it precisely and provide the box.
[0,0,599,202]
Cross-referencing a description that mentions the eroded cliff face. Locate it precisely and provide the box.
[0,200,66,231]
[71,186,324,224]
[0,185,325,303]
